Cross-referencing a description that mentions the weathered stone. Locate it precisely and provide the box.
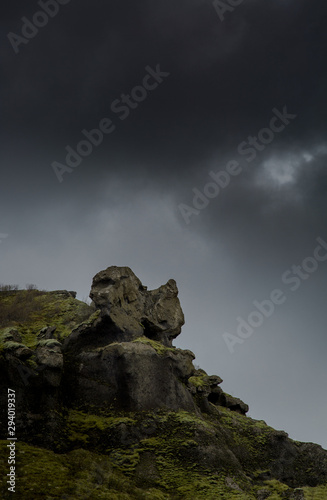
[291,489,305,500]
[89,266,184,346]
[35,344,63,387]
[14,346,33,360]
[65,341,196,412]
[207,375,223,386]
[257,489,271,500]
[187,370,246,414]
[1,267,327,497]
[225,476,243,491]
[9,328,22,343]
[36,345,63,369]
[0,328,22,343]
[219,393,249,415]
[38,326,57,340]
[49,290,77,299]
[269,440,327,488]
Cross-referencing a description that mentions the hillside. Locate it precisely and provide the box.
[0,267,326,499]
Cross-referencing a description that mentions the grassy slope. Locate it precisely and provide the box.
[0,290,94,351]
[0,290,327,498]
[1,421,326,500]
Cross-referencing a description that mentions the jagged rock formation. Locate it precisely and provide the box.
[64,266,195,412]
[89,265,185,346]
[62,266,247,414]
[0,268,327,499]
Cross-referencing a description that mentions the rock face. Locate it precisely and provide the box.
[1,268,327,499]
[68,341,196,412]
[89,266,185,346]
[63,266,194,412]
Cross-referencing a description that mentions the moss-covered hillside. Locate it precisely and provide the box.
[1,408,327,499]
[0,289,93,349]
[0,273,327,499]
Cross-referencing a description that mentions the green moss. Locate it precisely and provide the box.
[25,357,38,370]
[217,407,276,472]
[0,328,16,342]
[77,308,101,327]
[2,341,26,350]
[65,408,242,497]
[0,290,95,351]
[20,332,38,349]
[166,410,213,430]
[188,372,208,388]
[1,416,325,500]
[110,449,141,475]
[68,410,136,430]
[0,440,168,499]
[303,484,327,499]
[262,479,290,497]
[133,336,175,355]
[108,436,252,498]
[67,410,136,447]
[37,339,61,347]
[1,291,326,499]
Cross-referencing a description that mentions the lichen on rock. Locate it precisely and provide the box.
[0,267,327,499]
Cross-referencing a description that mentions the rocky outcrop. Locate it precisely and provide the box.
[0,267,327,499]
[38,325,56,340]
[187,369,249,415]
[62,267,245,414]
[89,266,185,346]
[66,341,196,412]
[62,267,185,355]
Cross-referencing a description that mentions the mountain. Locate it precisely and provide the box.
[1,267,326,499]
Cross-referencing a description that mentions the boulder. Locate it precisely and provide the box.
[38,326,57,340]
[218,393,249,415]
[64,340,196,412]
[89,266,184,346]
[35,342,63,387]
[13,346,33,360]
[9,328,22,343]
[291,490,305,500]
[48,290,77,299]
[0,328,22,343]
[187,369,248,414]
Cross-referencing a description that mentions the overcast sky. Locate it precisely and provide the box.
[1,0,327,449]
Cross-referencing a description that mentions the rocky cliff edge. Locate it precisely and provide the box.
[0,267,326,499]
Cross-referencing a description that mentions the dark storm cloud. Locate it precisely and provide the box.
[2,0,326,178]
[1,0,326,287]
